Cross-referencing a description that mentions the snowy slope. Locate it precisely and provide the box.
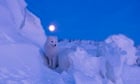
[0,0,65,84]
[0,0,46,47]
[0,44,43,83]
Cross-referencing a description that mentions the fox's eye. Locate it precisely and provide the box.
[51,41,53,43]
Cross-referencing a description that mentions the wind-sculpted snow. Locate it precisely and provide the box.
[0,0,63,84]
[105,34,137,65]
[0,0,46,47]
[68,47,102,84]
[60,41,124,84]
[57,34,139,84]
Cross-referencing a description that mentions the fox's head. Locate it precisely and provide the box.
[46,36,58,47]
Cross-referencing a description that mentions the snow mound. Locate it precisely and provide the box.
[0,0,65,84]
[0,0,46,47]
[68,47,102,84]
[57,34,138,84]
[105,34,137,65]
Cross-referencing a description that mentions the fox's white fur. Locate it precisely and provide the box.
[44,36,58,69]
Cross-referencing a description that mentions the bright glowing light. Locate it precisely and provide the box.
[48,24,56,32]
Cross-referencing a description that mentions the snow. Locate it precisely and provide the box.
[105,34,138,65]
[68,47,102,84]
[122,65,140,84]
[0,0,140,84]
[0,44,43,83]
[0,0,46,47]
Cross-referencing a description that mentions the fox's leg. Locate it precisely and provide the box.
[52,56,57,69]
[48,57,52,68]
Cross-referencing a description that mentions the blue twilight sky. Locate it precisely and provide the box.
[26,0,140,45]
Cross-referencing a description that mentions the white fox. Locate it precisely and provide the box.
[44,36,58,69]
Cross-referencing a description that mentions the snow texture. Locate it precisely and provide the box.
[0,0,140,84]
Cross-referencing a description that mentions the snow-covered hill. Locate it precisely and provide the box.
[0,0,140,84]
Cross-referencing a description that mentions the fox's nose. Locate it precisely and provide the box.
[54,44,56,46]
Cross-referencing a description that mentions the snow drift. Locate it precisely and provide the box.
[0,0,46,47]
[0,0,64,84]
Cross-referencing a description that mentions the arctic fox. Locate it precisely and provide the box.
[44,36,58,69]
